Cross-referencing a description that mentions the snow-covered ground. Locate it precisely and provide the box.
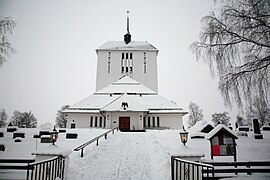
[0,128,270,179]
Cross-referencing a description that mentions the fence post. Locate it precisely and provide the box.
[81,148,84,157]
[247,162,251,175]
[171,156,174,180]
[96,139,99,146]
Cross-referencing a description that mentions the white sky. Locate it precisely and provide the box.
[0,0,239,126]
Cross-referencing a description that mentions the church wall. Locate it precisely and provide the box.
[96,50,158,92]
[146,114,183,130]
[66,113,105,129]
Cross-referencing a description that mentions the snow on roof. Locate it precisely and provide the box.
[101,93,148,112]
[63,94,121,112]
[188,120,212,133]
[96,41,158,51]
[138,95,188,114]
[32,144,72,157]
[206,124,238,140]
[64,75,187,114]
[95,75,157,95]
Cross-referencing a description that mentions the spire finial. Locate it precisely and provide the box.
[126,10,130,34]
[124,10,131,44]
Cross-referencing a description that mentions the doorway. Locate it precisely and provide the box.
[119,117,130,131]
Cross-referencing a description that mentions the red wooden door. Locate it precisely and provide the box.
[119,117,130,131]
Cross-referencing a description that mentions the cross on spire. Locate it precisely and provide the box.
[124,10,131,44]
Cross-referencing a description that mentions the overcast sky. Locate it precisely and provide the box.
[0,0,239,127]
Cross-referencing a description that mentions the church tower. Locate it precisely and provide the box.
[95,12,159,92]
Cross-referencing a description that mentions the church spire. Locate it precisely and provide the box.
[124,11,131,44]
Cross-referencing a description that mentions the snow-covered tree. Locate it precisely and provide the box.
[236,115,248,126]
[246,96,270,126]
[11,111,37,128]
[0,16,16,66]
[212,112,230,126]
[56,105,69,128]
[191,0,270,107]
[188,102,203,128]
[0,108,8,127]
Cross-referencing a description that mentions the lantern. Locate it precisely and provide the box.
[50,126,58,145]
[179,129,189,145]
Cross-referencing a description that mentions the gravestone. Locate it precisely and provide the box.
[71,120,76,129]
[235,122,238,130]
[66,133,78,139]
[13,132,25,139]
[40,135,52,143]
[253,118,263,139]
[0,144,5,151]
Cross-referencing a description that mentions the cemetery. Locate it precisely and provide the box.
[0,121,270,179]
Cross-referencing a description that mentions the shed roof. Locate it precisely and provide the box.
[206,124,238,140]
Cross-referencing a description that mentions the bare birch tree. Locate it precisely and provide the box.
[56,105,69,128]
[188,102,204,127]
[191,0,270,107]
[246,96,270,126]
[0,16,16,66]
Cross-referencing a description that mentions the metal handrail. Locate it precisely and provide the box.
[171,156,214,180]
[0,155,65,180]
[74,126,119,157]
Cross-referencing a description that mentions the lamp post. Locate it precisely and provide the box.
[179,129,189,146]
[50,126,58,145]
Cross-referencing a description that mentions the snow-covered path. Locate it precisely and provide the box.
[66,132,171,180]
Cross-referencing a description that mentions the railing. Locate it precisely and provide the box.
[0,155,65,180]
[171,156,214,180]
[74,126,119,157]
[203,160,270,178]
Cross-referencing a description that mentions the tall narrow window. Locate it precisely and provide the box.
[144,52,147,73]
[95,116,98,127]
[104,117,106,127]
[121,52,133,73]
[152,117,155,127]
[143,117,146,128]
[157,117,160,127]
[130,53,133,73]
[99,116,102,128]
[107,52,111,73]
[148,117,151,127]
[90,116,93,127]
[121,53,125,73]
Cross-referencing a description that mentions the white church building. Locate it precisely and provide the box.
[63,15,187,131]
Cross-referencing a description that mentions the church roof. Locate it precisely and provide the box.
[96,41,158,51]
[63,75,187,114]
[101,94,148,112]
[95,75,157,95]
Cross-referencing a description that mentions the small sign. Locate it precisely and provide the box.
[223,137,233,145]
[207,125,238,161]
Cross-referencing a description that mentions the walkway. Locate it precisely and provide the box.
[66,132,170,180]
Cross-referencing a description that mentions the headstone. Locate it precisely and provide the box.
[7,126,17,132]
[253,118,263,139]
[235,122,238,130]
[59,129,66,133]
[228,123,233,130]
[14,138,22,142]
[0,144,5,151]
[71,120,76,129]
[66,133,78,139]
[13,132,25,139]
[40,135,52,143]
